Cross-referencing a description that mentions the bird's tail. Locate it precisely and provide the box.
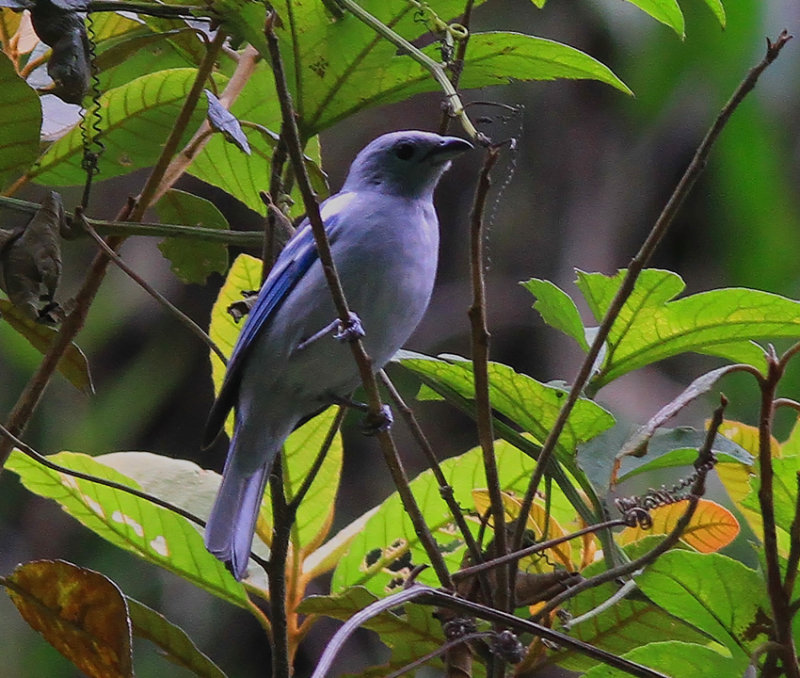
[204,435,274,580]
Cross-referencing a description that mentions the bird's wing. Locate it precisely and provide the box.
[203,193,352,447]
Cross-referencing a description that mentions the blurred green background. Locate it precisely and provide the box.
[1,0,798,675]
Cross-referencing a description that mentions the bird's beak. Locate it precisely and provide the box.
[426,136,474,162]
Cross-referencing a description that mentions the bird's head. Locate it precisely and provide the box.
[342,130,473,199]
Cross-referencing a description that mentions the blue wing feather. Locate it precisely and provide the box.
[203,220,326,446]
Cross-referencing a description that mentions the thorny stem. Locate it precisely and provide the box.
[467,146,509,619]
[264,13,454,593]
[510,30,794,563]
[759,349,800,678]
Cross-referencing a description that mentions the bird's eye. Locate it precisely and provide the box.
[394,143,415,160]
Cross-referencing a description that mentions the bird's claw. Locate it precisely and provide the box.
[334,312,365,343]
[361,404,394,436]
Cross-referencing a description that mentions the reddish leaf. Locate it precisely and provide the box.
[617,499,739,553]
[3,560,132,678]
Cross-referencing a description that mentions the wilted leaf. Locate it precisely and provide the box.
[155,189,229,285]
[0,298,94,393]
[205,88,250,155]
[0,191,64,322]
[617,499,739,553]
[3,560,132,678]
[0,51,41,189]
[127,597,227,678]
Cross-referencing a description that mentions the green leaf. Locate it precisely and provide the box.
[575,269,800,388]
[272,0,628,136]
[207,253,262,438]
[5,450,249,607]
[127,597,227,678]
[332,440,544,596]
[636,550,769,657]
[298,587,445,675]
[257,406,344,555]
[397,351,615,471]
[741,456,800,534]
[31,69,223,185]
[624,0,685,37]
[521,278,589,350]
[580,642,741,678]
[0,52,41,189]
[155,189,230,285]
[551,579,708,673]
[0,299,94,393]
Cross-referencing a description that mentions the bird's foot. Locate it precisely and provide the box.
[360,404,394,436]
[333,311,365,343]
[296,312,365,352]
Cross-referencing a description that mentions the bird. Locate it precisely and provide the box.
[203,130,473,579]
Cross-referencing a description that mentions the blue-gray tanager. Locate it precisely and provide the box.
[203,130,473,579]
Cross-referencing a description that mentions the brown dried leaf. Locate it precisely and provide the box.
[4,560,133,678]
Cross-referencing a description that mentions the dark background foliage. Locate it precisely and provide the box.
[1,0,798,675]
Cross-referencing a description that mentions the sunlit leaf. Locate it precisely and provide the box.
[580,642,740,678]
[0,298,94,393]
[256,406,343,556]
[637,550,769,657]
[207,252,262,438]
[717,419,780,458]
[5,450,249,607]
[398,351,615,471]
[31,68,223,185]
[521,278,589,350]
[127,597,227,678]
[155,189,229,285]
[3,560,133,678]
[575,269,800,388]
[616,499,739,553]
[331,440,544,596]
[0,51,41,189]
[624,0,685,37]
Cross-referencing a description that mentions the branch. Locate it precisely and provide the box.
[510,29,794,559]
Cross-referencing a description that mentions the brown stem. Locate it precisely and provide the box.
[511,30,794,562]
[267,458,292,678]
[758,349,800,678]
[466,146,508,618]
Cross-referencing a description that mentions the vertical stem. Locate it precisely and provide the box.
[758,353,800,678]
[268,458,292,678]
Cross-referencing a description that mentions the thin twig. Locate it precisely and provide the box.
[79,213,227,364]
[511,29,794,561]
[466,145,509,619]
[438,0,475,135]
[268,457,292,678]
[264,12,454,590]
